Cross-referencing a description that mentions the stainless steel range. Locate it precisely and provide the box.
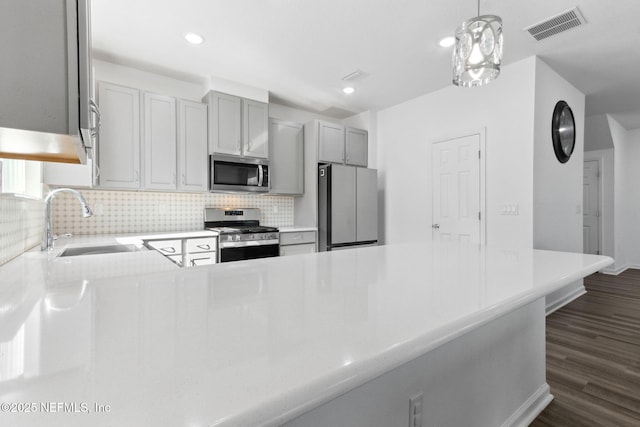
[204,208,279,263]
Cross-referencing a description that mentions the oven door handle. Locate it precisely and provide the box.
[258,165,264,187]
[220,239,279,249]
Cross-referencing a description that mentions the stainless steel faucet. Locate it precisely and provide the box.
[42,188,93,251]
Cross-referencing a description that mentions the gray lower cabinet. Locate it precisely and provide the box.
[97,81,207,192]
[269,119,304,195]
[280,230,317,256]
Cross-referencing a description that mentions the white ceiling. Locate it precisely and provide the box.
[91,0,640,128]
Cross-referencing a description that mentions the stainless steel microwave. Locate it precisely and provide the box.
[209,154,270,193]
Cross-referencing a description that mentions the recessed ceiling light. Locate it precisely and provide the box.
[438,36,455,48]
[343,87,355,95]
[185,33,204,45]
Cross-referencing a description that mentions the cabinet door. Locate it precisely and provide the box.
[243,99,269,158]
[269,119,303,194]
[318,121,345,164]
[280,243,316,256]
[356,167,378,242]
[208,92,241,156]
[144,93,177,190]
[97,82,141,189]
[345,127,368,167]
[331,165,357,244]
[178,100,208,192]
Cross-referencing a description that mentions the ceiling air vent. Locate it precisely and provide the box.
[524,7,586,41]
[342,69,368,82]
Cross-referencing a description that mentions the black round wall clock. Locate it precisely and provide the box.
[551,100,576,164]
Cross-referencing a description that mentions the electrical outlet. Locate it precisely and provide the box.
[409,392,423,427]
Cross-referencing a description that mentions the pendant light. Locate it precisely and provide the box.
[452,0,503,87]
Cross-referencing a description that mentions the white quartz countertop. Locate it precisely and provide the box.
[0,241,612,426]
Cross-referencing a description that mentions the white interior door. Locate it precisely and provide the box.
[583,160,600,254]
[432,134,481,243]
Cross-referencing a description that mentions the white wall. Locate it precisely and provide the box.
[94,60,207,101]
[585,114,614,151]
[622,128,640,269]
[584,149,615,263]
[611,117,640,272]
[532,58,585,253]
[377,57,536,247]
[268,103,339,125]
[532,58,586,312]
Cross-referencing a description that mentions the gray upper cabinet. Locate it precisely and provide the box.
[318,121,345,164]
[269,119,304,195]
[318,122,368,167]
[345,127,368,167]
[0,0,96,164]
[144,93,177,191]
[97,82,141,189]
[206,91,242,156]
[97,81,208,192]
[178,100,208,192]
[243,100,269,158]
[204,91,268,159]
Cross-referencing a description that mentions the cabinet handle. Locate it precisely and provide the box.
[182,173,186,185]
[172,172,176,185]
[196,244,211,250]
[135,170,139,182]
[89,99,102,138]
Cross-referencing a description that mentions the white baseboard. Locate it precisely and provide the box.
[545,286,586,316]
[502,383,553,427]
[601,264,640,275]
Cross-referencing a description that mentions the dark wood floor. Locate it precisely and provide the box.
[530,269,640,426]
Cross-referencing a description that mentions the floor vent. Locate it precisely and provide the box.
[524,7,586,41]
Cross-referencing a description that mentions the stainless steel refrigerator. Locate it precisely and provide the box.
[318,164,378,251]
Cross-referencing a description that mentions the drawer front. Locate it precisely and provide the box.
[280,243,316,256]
[147,239,182,255]
[186,237,218,253]
[280,231,316,246]
[185,252,217,267]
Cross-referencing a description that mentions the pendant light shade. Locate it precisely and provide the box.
[452,13,503,87]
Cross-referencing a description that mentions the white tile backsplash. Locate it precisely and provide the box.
[51,190,294,236]
[0,195,44,266]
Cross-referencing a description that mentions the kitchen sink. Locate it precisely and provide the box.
[58,244,139,257]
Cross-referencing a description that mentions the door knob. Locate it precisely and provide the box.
[432,224,440,229]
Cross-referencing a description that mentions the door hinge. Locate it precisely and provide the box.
[478,150,481,159]
[478,211,481,221]
[597,250,601,255]
[596,210,600,217]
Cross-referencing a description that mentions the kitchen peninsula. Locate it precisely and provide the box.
[0,241,612,426]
